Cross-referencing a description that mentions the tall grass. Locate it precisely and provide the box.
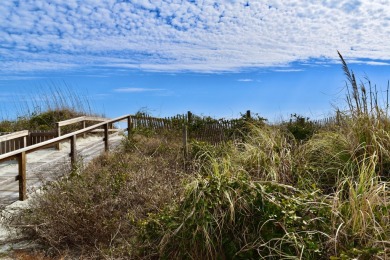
[331,153,389,257]
[142,156,331,259]
[3,53,390,259]
[12,82,93,119]
[0,83,96,132]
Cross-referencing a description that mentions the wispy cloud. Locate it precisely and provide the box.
[1,0,390,73]
[273,69,304,73]
[237,79,254,82]
[363,61,390,66]
[114,88,165,93]
[0,75,44,81]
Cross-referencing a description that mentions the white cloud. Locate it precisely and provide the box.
[362,61,390,66]
[237,79,253,82]
[1,0,390,73]
[273,69,304,72]
[114,88,164,93]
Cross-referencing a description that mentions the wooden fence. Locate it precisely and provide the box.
[129,114,186,131]
[312,116,337,126]
[128,111,260,144]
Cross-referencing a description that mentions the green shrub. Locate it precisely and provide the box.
[0,109,85,132]
[287,113,318,141]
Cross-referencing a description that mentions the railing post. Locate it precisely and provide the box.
[104,123,109,152]
[18,152,27,201]
[127,116,132,142]
[82,120,86,138]
[183,125,188,159]
[56,122,61,150]
[70,135,77,168]
[187,111,193,124]
[246,110,251,119]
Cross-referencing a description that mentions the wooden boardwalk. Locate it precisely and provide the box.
[0,133,124,207]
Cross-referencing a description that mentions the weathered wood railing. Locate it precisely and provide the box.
[56,116,109,149]
[0,114,132,201]
[0,117,110,155]
[0,130,29,154]
[29,130,57,147]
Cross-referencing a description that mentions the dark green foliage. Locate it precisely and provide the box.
[29,109,84,130]
[287,113,318,141]
[0,109,84,132]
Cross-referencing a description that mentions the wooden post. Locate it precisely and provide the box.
[182,125,188,159]
[18,152,27,201]
[336,110,341,125]
[70,135,77,168]
[104,123,109,152]
[127,116,132,141]
[187,111,193,124]
[56,122,61,150]
[246,110,251,119]
[82,120,86,138]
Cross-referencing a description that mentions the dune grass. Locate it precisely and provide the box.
[0,84,95,132]
[3,55,390,259]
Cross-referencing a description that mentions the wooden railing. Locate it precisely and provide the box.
[0,116,110,154]
[0,114,132,201]
[0,130,29,154]
[55,116,109,149]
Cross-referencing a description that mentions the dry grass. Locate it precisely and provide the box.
[7,132,187,259]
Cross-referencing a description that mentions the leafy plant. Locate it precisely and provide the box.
[287,113,318,141]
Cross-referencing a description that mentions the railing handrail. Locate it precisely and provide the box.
[56,116,86,127]
[57,116,108,127]
[0,130,29,142]
[0,114,130,163]
[84,116,109,122]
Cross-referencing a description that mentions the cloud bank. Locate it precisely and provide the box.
[1,0,390,73]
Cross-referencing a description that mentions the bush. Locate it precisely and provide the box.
[0,109,87,132]
[287,113,318,141]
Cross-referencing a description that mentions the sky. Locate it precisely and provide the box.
[1,0,390,121]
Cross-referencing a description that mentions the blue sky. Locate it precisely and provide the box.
[1,0,390,121]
